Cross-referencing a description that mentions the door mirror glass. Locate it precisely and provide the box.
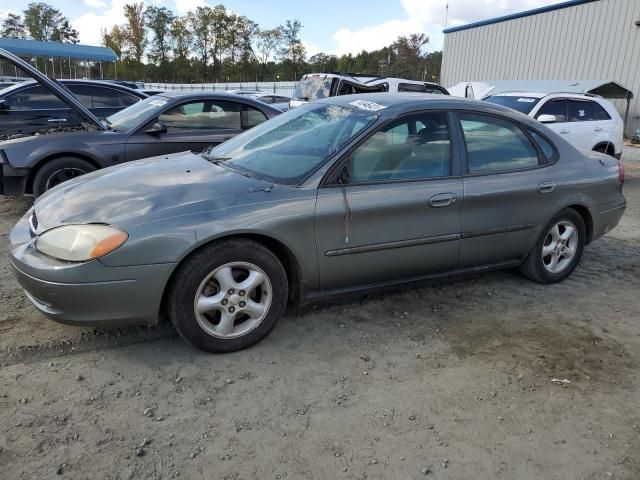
[0,99,8,110]
[145,122,167,135]
[537,114,557,124]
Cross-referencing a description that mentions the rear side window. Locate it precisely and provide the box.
[536,99,567,122]
[244,105,268,129]
[460,113,540,174]
[5,86,66,109]
[398,83,446,94]
[568,100,594,122]
[91,87,141,108]
[67,85,96,108]
[593,102,612,120]
[529,131,555,162]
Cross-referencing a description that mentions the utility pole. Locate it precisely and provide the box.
[445,3,449,29]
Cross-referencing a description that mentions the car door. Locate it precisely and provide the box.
[124,99,248,161]
[315,111,463,290]
[567,99,613,150]
[457,111,560,267]
[534,98,569,139]
[0,85,72,135]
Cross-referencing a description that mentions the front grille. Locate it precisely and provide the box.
[29,212,38,237]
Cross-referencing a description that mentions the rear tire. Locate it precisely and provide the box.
[32,157,96,196]
[167,239,288,353]
[520,208,586,284]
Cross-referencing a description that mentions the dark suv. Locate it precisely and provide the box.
[0,79,147,138]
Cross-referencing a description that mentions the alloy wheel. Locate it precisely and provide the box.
[541,220,578,274]
[193,262,272,339]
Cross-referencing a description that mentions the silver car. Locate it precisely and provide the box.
[9,93,626,353]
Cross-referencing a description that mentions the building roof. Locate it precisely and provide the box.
[0,38,117,61]
[448,80,633,100]
[443,0,600,34]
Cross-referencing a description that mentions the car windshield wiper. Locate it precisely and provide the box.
[202,154,232,163]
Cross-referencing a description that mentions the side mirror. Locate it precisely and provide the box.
[0,99,9,111]
[537,114,557,124]
[145,122,167,135]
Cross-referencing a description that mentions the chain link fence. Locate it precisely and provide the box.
[143,81,297,96]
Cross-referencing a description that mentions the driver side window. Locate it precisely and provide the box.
[158,100,242,131]
[347,112,451,183]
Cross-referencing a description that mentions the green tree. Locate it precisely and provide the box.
[254,27,283,79]
[188,6,214,80]
[146,6,175,65]
[23,2,77,42]
[1,13,27,39]
[51,19,79,44]
[102,25,126,78]
[123,2,147,69]
[280,20,306,80]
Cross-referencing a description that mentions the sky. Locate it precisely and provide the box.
[1,0,568,57]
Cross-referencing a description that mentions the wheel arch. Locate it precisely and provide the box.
[25,152,102,194]
[565,204,594,244]
[592,142,615,156]
[159,233,305,322]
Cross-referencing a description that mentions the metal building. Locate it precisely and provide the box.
[441,0,640,135]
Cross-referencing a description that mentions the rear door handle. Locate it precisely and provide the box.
[560,129,569,134]
[429,193,457,208]
[594,126,603,132]
[48,118,67,123]
[537,181,557,194]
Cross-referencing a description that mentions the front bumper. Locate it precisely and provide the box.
[9,213,176,327]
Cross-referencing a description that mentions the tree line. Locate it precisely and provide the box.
[1,2,443,84]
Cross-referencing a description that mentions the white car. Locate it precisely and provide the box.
[484,92,623,158]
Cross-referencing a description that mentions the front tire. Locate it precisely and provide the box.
[520,208,586,284]
[32,157,96,196]
[167,239,288,353]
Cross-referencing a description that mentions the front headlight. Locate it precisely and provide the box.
[35,224,128,262]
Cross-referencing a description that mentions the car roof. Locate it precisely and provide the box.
[487,91,603,101]
[316,92,545,125]
[150,91,283,114]
[0,78,147,97]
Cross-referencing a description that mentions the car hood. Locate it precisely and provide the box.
[33,151,275,231]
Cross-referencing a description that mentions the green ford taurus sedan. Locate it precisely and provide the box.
[9,93,626,352]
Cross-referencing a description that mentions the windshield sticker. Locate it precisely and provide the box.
[349,100,387,111]
[517,98,536,103]
[149,99,167,107]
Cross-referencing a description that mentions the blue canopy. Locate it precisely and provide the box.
[0,38,117,62]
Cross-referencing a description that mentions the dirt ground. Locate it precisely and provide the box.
[1,147,639,480]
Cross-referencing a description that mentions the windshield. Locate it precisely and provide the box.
[106,96,171,130]
[207,103,378,185]
[292,76,335,101]
[483,95,541,114]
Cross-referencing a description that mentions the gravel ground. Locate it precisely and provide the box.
[0,146,639,479]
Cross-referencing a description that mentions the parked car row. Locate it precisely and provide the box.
[0,48,626,354]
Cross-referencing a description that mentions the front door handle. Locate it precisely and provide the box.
[559,128,569,134]
[429,193,457,208]
[537,181,557,194]
[48,118,67,123]
[594,126,603,132]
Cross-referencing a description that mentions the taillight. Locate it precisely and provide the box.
[619,161,625,185]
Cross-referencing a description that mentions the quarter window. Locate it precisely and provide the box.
[568,100,594,122]
[535,99,567,122]
[530,131,555,162]
[593,102,612,121]
[244,105,268,129]
[159,100,242,130]
[5,86,66,109]
[460,113,539,174]
[348,112,451,182]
